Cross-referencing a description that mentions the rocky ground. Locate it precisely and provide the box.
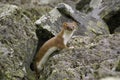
[42,34,120,80]
[0,0,120,80]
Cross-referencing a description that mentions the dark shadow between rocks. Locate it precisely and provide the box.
[29,24,54,71]
[103,10,120,34]
[35,24,54,54]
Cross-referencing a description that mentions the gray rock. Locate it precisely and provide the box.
[76,0,120,34]
[0,3,37,80]
[76,0,120,18]
[100,77,120,80]
[76,0,92,13]
[35,3,109,37]
[114,27,120,33]
[115,60,120,72]
[99,0,120,19]
[40,33,120,80]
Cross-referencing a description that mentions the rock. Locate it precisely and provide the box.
[0,0,29,6]
[35,3,109,38]
[76,0,120,34]
[76,0,120,17]
[99,0,120,19]
[115,60,120,71]
[114,27,120,33]
[40,33,120,80]
[76,0,92,13]
[103,10,120,34]
[0,3,37,80]
[100,77,120,80]
[22,6,52,22]
[39,0,61,5]
[0,0,78,9]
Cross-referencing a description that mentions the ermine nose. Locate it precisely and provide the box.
[71,26,75,30]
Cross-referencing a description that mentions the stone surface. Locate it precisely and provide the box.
[76,0,120,34]
[100,77,120,80]
[40,33,120,80]
[0,0,78,8]
[35,3,109,37]
[76,0,120,18]
[0,3,37,80]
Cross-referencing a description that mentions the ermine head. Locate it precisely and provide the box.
[62,22,77,45]
[62,22,77,32]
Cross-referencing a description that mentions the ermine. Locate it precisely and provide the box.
[31,22,77,79]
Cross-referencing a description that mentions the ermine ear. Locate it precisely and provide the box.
[63,22,67,27]
[72,21,77,26]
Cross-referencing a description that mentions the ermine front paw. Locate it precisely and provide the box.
[69,46,74,49]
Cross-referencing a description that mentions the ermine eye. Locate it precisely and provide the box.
[66,27,69,30]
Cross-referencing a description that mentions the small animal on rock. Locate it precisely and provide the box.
[30,22,77,79]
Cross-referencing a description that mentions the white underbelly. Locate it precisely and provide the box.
[37,47,57,70]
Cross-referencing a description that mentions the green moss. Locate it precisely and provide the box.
[115,60,120,71]
[93,63,100,70]
[0,52,3,56]
[63,78,69,80]
[5,71,12,80]
[94,71,99,79]
[22,7,52,22]
[0,71,5,80]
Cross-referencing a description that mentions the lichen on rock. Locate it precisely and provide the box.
[41,33,120,80]
[0,3,37,80]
